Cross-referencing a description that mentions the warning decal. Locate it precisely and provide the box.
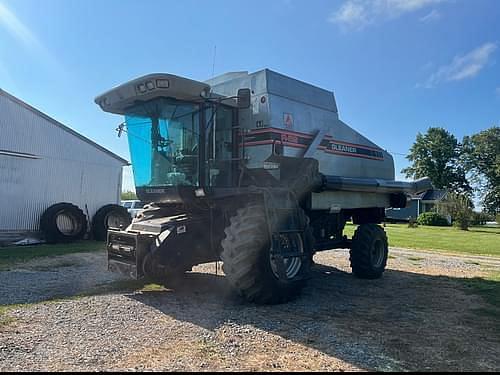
[242,128,384,161]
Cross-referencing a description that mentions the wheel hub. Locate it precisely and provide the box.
[105,212,126,229]
[55,211,81,236]
[270,233,304,280]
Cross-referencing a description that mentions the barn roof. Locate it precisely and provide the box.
[0,88,129,165]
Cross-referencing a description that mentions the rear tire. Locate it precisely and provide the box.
[40,202,87,244]
[350,224,388,279]
[221,203,312,305]
[92,204,132,241]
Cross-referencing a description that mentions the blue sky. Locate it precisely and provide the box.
[0,0,499,191]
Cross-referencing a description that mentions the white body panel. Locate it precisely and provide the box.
[310,191,391,211]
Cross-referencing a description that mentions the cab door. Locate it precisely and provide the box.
[207,105,237,187]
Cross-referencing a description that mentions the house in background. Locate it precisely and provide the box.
[385,189,447,222]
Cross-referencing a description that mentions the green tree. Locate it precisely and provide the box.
[439,193,474,230]
[462,126,500,214]
[402,127,471,195]
[121,191,137,200]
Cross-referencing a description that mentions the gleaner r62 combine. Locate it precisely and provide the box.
[95,69,431,304]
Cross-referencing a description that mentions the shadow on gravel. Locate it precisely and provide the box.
[129,263,500,372]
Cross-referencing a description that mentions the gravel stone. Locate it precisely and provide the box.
[0,248,499,371]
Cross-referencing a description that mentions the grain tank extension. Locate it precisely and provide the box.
[95,69,431,304]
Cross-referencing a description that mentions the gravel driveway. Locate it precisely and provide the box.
[0,248,499,371]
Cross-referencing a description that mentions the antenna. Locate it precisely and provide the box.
[211,45,217,78]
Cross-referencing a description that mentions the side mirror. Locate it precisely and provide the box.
[116,122,125,138]
[237,88,251,109]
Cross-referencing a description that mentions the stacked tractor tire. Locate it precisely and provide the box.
[40,202,131,243]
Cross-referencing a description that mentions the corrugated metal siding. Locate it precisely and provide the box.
[0,92,125,233]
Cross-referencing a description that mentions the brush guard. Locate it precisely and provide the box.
[106,229,155,279]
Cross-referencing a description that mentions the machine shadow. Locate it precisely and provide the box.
[128,261,499,371]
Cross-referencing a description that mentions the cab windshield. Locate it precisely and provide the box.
[125,98,200,187]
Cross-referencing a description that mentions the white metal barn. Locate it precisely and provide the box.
[0,89,128,243]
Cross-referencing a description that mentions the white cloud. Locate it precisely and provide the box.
[0,2,62,72]
[421,42,498,88]
[0,2,40,49]
[328,1,370,30]
[420,9,441,22]
[329,0,444,30]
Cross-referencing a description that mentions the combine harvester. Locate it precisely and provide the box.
[95,69,431,304]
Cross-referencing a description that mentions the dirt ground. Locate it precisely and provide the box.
[0,247,499,371]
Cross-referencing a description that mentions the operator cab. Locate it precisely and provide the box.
[95,74,249,203]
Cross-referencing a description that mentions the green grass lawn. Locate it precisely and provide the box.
[344,223,500,257]
[0,241,105,267]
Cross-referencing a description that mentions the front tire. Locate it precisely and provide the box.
[221,203,312,305]
[350,224,388,279]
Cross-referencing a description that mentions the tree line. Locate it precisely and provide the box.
[403,126,499,216]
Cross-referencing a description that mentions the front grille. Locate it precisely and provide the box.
[107,232,137,262]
